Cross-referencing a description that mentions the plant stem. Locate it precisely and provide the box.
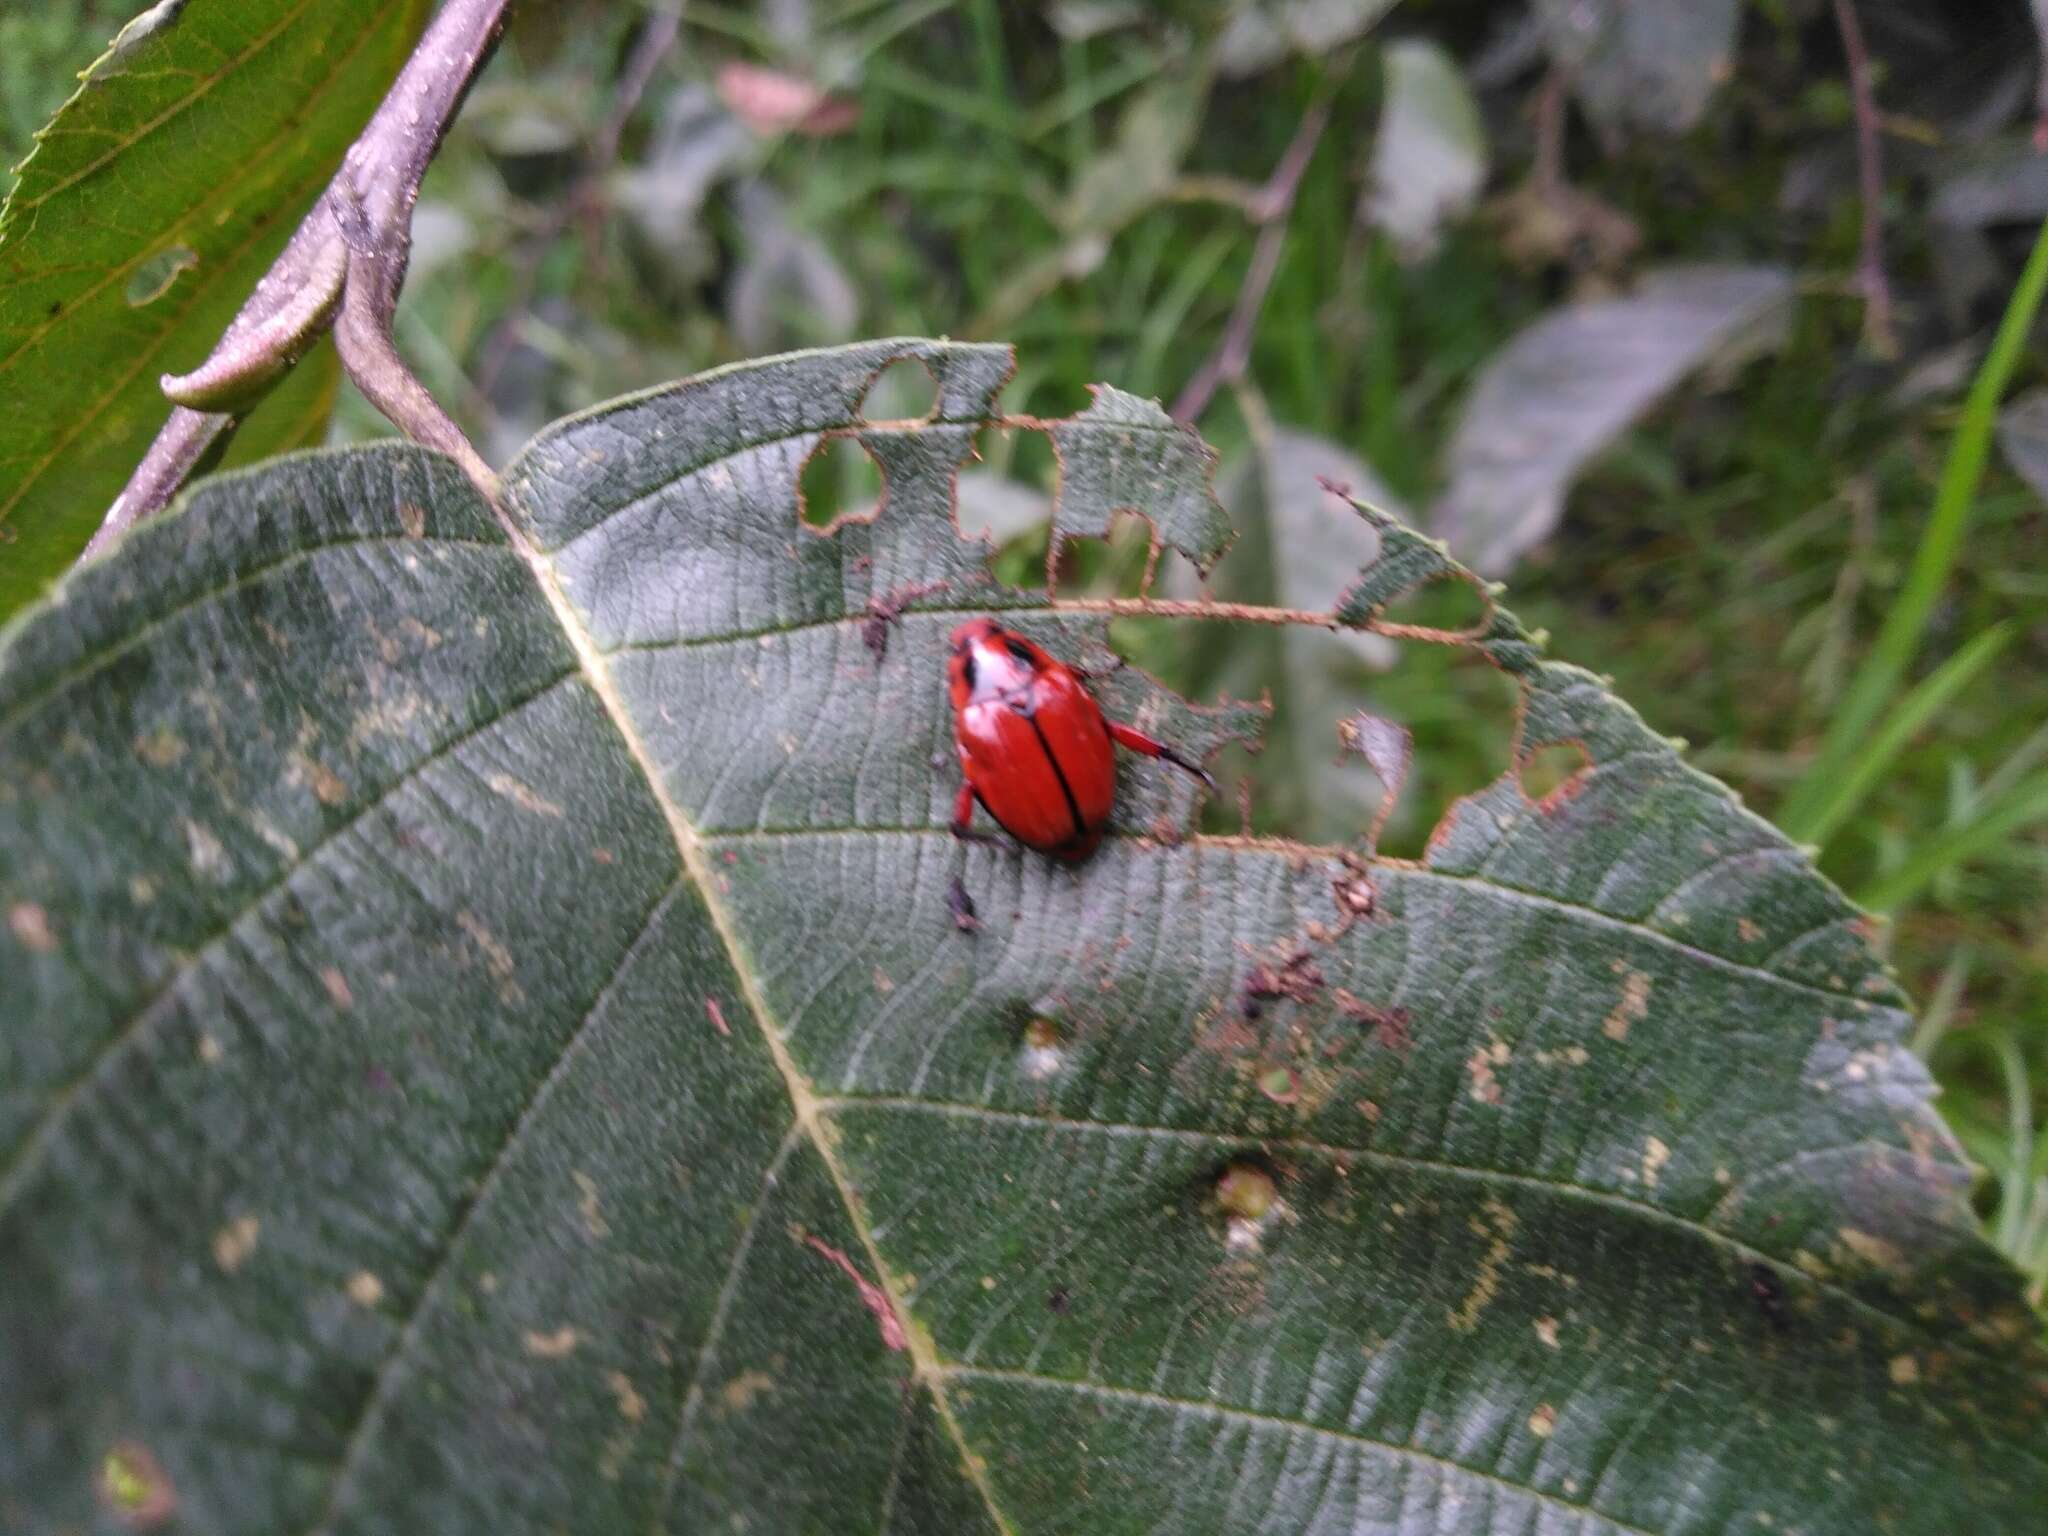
[1171,92,1330,423]
[86,0,514,560]
[472,7,683,400]
[1831,0,1896,357]
[82,409,233,560]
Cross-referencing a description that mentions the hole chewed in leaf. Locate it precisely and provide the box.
[859,356,939,423]
[99,1442,175,1528]
[1519,739,1594,808]
[796,433,883,532]
[1049,509,1156,598]
[1039,384,1232,591]
[1367,570,1493,641]
[124,244,197,308]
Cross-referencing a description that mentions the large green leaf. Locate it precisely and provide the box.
[3,339,2043,1534]
[0,0,432,623]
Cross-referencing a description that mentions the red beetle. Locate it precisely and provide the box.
[947,617,1213,861]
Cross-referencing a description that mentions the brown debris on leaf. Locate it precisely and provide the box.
[946,875,981,933]
[1336,989,1412,1052]
[1331,863,1378,929]
[861,579,947,659]
[1241,948,1325,1018]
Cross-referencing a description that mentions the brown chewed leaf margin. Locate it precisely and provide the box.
[0,338,2042,1535]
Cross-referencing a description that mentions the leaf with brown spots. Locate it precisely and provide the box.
[1,341,2041,1533]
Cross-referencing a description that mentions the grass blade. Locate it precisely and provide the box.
[1860,767,2048,910]
[1797,621,2013,845]
[1779,214,2048,839]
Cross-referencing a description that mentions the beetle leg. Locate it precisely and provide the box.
[950,782,1003,846]
[1106,719,1216,791]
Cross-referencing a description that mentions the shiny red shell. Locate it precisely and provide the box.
[948,619,1116,860]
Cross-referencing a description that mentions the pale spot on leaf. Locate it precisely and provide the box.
[290,751,349,806]
[1465,1039,1508,1104]
[321,967,354,1011]
[722,1369,776,1412]
[608,1369,646,1422]
[213,1214,260,1273]
[1839,1228,1905,1272]
[248,812,298,860]
[125,244,197,307]
[575,1171,610,1240]
[133,727,185,767]
[184,819,229,880]
[1529,1403,1558,1437]
[1642,1135,1671,1189]
[457,910,525,1006]
[346,1270,384,1307]
[1889,1353,1919,1386]
[524,1326,580,1358]
[1449,1199,1516,1330]
[1604,968,1651,1041]
[486,772,564,818]
[1535,1316,1561,1348]
[8,902,55,953]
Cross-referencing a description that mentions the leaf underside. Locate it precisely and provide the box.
[2,340,2043,1535]
[0,0,431,623]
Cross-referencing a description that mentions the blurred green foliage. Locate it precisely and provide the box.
[0,3,127,169]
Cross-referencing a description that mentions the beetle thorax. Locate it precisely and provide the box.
[959,630,1039,712]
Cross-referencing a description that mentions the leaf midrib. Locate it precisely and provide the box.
[495,493,1024,1535]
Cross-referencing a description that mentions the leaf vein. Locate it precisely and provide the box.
[814,1094,1983,1364]
[646,1124,804,1533]
[941,1366,1658,1536]
[0,527,513,736]
[0,666,577,1219]
[308,872,691,1533]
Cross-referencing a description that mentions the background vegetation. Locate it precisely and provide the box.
[7,0,2044,1310]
